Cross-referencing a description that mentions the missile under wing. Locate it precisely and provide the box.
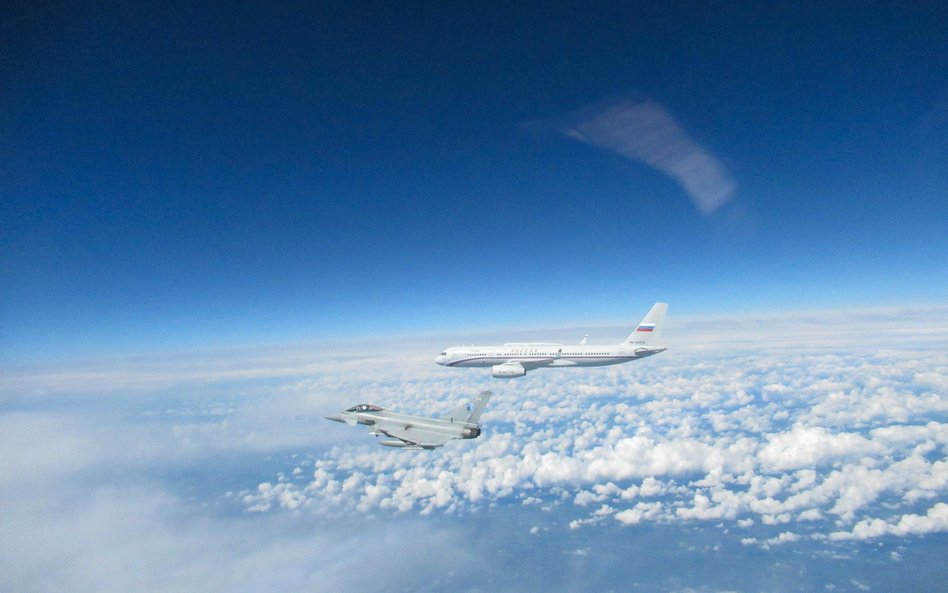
[325,391,492,449]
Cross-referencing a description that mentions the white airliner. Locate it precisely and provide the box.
[435,302,668,378]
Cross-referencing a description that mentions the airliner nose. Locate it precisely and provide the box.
[435,354,446,365]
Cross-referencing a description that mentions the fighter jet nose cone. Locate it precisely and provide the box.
[324,414,345,423]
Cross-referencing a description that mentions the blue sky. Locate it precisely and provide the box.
[3,7,947,590]
[3,2,948,362]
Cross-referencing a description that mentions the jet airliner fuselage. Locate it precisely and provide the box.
[435,302,668,377]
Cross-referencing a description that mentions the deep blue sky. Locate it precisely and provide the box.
[3,2,947,361]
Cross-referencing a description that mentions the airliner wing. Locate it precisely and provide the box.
[515,357,557,370]
[375,425,455,448]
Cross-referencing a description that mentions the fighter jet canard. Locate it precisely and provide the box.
[435,302,668,378]
[325,391,492,450]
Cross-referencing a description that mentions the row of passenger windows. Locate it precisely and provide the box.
[464,352,612,357]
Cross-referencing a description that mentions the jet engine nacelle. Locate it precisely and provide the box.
[491,363,526,378]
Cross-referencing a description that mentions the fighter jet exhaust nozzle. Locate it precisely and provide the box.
[462,427,481,439]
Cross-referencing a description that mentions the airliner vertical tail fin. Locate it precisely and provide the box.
[626,302,668,345]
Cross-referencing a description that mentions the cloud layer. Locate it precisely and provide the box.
[244,346,948,548]
[2,305,946,591]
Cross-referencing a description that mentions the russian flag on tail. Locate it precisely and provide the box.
[636,323,655,333]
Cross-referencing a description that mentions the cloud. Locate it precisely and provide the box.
[3,302,946,593]
[830,503,948,541]
[0,478,492,593]
[0,400,501,593]
[242,344,947,546]
[615,501,663,525]
[9,306,934,548]
[6,304,947,396]
[550,97,737,214]
[757,426,884,472]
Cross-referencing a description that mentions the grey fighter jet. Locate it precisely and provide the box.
[325,391,492,449]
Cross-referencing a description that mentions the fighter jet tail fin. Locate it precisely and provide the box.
[445,401,471,423]
[444,391,492,424]
[466,391,492,424]
[626,302,668,345]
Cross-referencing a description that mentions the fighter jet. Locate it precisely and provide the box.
[435,302,668,378]
[325,391,492,449]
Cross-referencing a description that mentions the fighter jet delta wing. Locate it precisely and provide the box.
[372,425,455,449]
[325,392,492,450]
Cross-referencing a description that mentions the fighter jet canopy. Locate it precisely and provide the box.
[346,404,384,413]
